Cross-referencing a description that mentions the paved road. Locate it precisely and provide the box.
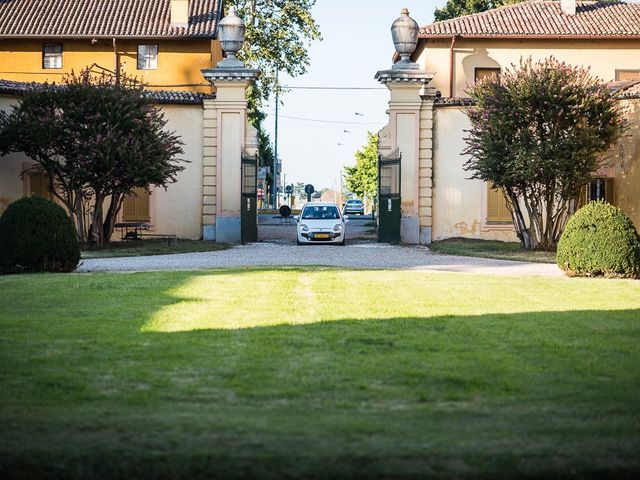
[77,241,562,276]
[257,214,375,242]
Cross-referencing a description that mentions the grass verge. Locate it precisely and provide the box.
[429,237,557,263]
[82,239,231,259]
[1,268,639,479]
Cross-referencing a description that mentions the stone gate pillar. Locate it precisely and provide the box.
[376,9,435,245]
[200,7,259,242]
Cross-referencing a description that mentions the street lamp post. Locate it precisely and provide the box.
[273,68,279,209]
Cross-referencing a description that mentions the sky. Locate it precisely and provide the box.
[262,0,447,192]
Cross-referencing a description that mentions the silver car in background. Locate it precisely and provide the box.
[343,199,365,215]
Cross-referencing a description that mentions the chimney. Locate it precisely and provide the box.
[171,0,189,28]
[561,0,576,16]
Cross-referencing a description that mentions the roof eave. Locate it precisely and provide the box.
[419,34,640,40]
[0,34,217,40]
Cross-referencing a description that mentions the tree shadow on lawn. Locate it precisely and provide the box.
[0,269,639,480]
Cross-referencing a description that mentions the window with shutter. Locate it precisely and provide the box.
[576,179,615,210]
[29,171,53,199]
[42,44,62,69]
[588,178,615,204]
[486,183,511,223]
[122,188,150,222]
[475,67,501,83]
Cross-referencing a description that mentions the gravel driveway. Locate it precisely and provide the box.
[77,242,562,276]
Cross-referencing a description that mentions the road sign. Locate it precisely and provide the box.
[257,167,268,179]
[285,184,293,194]
[305,184,315,202]
[257,188,264,198]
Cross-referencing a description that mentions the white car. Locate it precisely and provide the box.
[295,202,348,245]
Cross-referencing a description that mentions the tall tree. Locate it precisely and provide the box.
[344,132,378,201]
[0,70,185,245]
[234,0,321,106]
[230,1,321,202]
[434,0,524,21]
[463,57,623,250]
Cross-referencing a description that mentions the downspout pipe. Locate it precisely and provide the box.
[449,35,457,98]
[113,37,120,83]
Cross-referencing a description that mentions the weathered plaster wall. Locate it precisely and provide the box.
[432,106,517,242]
[0,96,204,239]
[612,98,640,230]
[0,96,31,215]
[416,38,640,97]
[150,104,203,240]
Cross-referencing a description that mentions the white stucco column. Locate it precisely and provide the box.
[376,70,435,244]
[201,69,259,242]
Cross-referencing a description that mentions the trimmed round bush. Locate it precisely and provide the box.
[0,196,80,274]
[557,201,640,278]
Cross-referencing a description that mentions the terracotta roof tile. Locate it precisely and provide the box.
[420,1,640,39]
[0,0,222,39]
[609,79,640,98]
[0,78,213,104]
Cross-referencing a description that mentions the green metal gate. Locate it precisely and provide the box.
[378,149,401,244]
[241,152,258,244]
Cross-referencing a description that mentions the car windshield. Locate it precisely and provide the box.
[302,205,340,220]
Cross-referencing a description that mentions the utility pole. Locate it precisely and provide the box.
[273,69,279,209]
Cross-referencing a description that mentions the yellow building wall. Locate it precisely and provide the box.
[432,106,518,242]
[0,38,222,93]
[0,95,204,239]
[611,98,640,230]
[417,38,640,98]
[431,103,640,241]
[0,98,29,216]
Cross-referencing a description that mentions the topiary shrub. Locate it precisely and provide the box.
[0,196,80,274]
[557,201,640,278]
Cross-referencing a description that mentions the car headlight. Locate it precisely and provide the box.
[333,224,342,232]
[300,224,309,232]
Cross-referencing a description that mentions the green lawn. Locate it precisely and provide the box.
[81,239,231,259]
[1,268,639,479]
[429,237,557,263]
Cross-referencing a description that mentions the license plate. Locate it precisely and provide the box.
[314,233,330,239]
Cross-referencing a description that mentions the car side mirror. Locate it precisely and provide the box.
[293,215,299,221]
[343,215,349,222]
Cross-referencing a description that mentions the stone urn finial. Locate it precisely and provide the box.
[391,8,419,70]
[217,5,246,68]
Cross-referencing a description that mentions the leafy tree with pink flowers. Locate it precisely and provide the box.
[0,70,184,246]
[464,57,623,250]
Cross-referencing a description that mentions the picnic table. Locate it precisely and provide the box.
[114,222,177,245]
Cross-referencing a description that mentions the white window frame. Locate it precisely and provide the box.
[42,43,63,69]
[137,44,158,70]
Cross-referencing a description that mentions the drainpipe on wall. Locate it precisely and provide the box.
[449,35,457,98]
[113,38,120,83]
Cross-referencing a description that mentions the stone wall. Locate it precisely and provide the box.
[418,99,434,243]
[202,100,218,240]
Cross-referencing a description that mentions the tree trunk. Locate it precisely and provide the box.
[103,193,123,243]
[508,191,533,250]
[88,192,105,246]
[74,192,86,246]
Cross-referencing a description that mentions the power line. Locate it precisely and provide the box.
[282,85,387,91]
[265,112,384,125]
